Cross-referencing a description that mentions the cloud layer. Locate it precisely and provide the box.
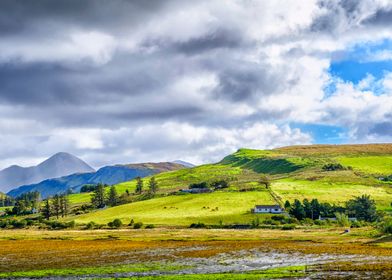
[0,0,391,168]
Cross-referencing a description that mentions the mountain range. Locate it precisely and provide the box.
[5,157,191,198]
[0,152,94,193]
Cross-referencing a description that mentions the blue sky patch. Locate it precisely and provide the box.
[292,123,347,144]
[329,39,392,84]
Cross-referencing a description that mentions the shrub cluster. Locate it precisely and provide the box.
[108,218,123,229]
[322,163,351,171]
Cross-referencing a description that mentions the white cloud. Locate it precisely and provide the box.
[0,0,392,169]
[0,31,116,64]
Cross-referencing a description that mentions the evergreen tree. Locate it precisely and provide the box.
[91,183,106,208]
[42,199,51,220]
[310,199,321,219]
[346,195,377,222]
[60,194,69,217]
[303,199,312,219]
[107,186,119,206]
[289,199,306,220]
[148,177,158,194]
[135,177,143,194]
[52,194,61,219]
[284,200,291,210]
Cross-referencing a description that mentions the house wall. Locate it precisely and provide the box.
[254,207,283,213]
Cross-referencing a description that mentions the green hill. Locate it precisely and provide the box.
[68,144,392,225]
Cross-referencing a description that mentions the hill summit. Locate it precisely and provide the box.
[0,152,94,193]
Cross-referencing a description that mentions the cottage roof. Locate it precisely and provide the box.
[255,205,282,209]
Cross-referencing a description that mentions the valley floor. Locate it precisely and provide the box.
[0,228,391,279]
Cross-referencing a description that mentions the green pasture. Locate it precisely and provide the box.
[337,156,392,175]
[272,178,392,211]
[68,164,263,206]
[71,191,275,225]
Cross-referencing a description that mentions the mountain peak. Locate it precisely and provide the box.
[0,153,94,193]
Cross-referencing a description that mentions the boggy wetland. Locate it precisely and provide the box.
[0,228,391,279]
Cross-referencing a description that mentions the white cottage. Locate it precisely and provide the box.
[253,205,284,214]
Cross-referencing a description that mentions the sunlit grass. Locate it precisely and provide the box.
[71,191,275,225]
[272,178,392,211]
[338,156,392,175]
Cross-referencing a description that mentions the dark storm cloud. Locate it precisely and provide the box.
[212,60,291,102]
[310,0,392,34]
[310,0,363,33]
[0,0,175,36]
[363,7,392,26]
[175,29,246,55]
[0,0,391,168]
[140,27,249,56]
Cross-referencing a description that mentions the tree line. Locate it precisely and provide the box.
[41,194,69,220]
[285,194,378,222]
[90,177,158,209]
[4,191,40,215]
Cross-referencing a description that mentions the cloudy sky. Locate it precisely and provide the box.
[0,0,391,169]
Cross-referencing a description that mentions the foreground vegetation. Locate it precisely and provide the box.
[0,227,390,279]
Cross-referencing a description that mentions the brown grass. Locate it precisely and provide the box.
[0,228,390,273]
[275,143,392,156]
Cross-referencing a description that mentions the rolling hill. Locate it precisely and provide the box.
[68,144,392,226]
[8,162,187,198]
[0,152,94,193]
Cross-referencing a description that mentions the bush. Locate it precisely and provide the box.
[379,217,392,235]
[350,220,363,228]
[145,224,155,229]
[190,222,206,228]
[44,220,75,230]
[11,219,27,229]
[108,218,123,229]
[133,222,143,229]
[302,218,314,225]
[251,217,260,228]
[283,217,299,224]
[128,219,134,226]
[0,220,8,228]
[210,180,229,189]
[67,220,76,229]
[314,220,326,226]
[271,215,285,221]
[189,182,209,189]
[282,224,296,230]
[85,221,97,230]
[335,212,351,227]
[322,163,346,171]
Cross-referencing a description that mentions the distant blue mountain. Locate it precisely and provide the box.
[7,162,187,198]
[0,152,94,193]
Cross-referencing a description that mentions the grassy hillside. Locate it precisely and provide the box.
[274,143,392,156]
[69,164,263,205]
[66,144,392,225]
[337,156,392,174]
[72,191,275,225]
[272,178,392,211]
[220,148,317,174]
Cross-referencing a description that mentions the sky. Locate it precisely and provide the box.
[0,0,391,169]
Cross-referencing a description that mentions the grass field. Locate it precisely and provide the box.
[63,144,392,224]
[68,164,264,206]
[272,178,392,211]
[337,156,392,175]
[72,191,275,225]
